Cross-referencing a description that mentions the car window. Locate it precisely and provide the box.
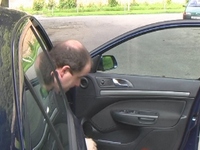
[100,27,200,80]
[12,17,70,150]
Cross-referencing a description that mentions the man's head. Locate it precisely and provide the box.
[50,40,92,92]
[35,40,92,92]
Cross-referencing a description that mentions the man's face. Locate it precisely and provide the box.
[54,62,91,92]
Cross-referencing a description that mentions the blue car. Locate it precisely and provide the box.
[1,6,200,150]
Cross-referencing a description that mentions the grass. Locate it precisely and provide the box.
[22,3,185,17]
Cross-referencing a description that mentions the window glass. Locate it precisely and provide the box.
[17,18,70,149]
[101,27,200,79]
[189,0,200,7]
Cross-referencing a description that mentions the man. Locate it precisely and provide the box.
[36,40,92,92]
[35,40,97,150]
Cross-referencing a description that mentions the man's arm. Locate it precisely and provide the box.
[85,138,97,150]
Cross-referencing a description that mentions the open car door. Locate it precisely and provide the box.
[10,13,84,150]
[73,20,200,150]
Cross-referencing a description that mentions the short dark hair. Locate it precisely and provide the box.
[50,41,91,73]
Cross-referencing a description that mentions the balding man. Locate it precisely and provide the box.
[35,40,97,150]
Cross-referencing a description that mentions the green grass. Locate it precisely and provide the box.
[22,3,185,17]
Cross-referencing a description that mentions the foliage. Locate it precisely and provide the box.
[167,0,172,5]
[19,5,25,11]
[108,0,118,7]
[47,0,56,9]
[24,2,184,16]
[131,0,137,5]
[33,0,45,11]
[0,0,9,7]
[59,0,76,9]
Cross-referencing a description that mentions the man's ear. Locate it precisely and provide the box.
[61,65,70,76]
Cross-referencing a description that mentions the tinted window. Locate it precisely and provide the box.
[101,27,200,79]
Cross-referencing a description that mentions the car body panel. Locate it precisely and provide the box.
[0,7,26,149]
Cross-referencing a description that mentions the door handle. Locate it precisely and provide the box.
[112,78,133,87]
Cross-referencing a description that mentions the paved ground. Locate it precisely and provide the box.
[37,13,182,51]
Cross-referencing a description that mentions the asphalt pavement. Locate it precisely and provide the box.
[37,13,182,51]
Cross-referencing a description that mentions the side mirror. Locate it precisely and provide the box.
[97,55,117,71]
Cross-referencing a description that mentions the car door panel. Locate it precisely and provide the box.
[75,72,199,117]
[74,72,199,150]
[72,20,200,150]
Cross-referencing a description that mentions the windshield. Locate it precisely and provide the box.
[188,0,200,7]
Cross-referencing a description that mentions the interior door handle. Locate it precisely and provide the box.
[112,78,133,87]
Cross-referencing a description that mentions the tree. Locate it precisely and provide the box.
[0,0,9,7]
[59,0,76,9]
[108,0,118,7]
